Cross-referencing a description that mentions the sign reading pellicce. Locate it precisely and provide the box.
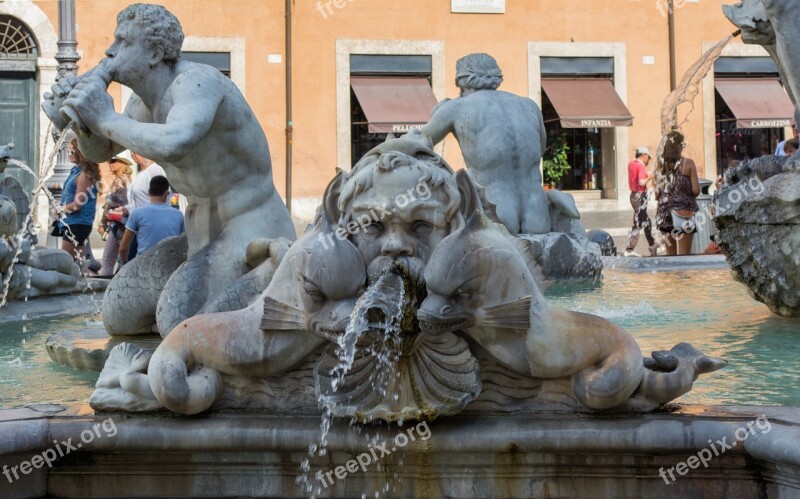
[451,0,505,14]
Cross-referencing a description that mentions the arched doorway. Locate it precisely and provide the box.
[0,14,38,195]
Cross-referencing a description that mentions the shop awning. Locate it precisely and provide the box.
[715,78,795,128]
[541,78,634,128]
[351,76,439,134]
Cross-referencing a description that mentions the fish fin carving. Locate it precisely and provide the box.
[260,296,306,331]
[480,296,532,329]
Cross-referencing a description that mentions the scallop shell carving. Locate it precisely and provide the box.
[314,331,481,423]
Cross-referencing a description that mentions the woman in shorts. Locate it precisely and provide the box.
[655,131,701,256]
[57,138,100,262]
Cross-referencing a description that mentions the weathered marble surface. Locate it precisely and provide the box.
[46,328,162,372]
[0,143,35,243]
[91,212,354,414]
[0,287,106,324]
[517,232,603,284]
[715,158,800,316]
[90,134,723,419]
[602,254,728,272]
[1,405,799,498]
[420,53,599,282]
[587,229,618,256]
[42,4,295,336]
[102,234,188,336]
[422,54,555,236]
[420,208,723,412]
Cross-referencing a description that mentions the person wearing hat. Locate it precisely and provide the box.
[98,155,133,276]
[624,146,658,257]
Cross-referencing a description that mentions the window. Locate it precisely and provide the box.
[349,55,435,166]
[0,16,37,59]
[182,51,230,78]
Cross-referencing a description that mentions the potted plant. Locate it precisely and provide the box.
[542,131,570,189]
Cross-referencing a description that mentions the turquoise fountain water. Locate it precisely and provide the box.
[548,268,800,406]
[1,267,797,409]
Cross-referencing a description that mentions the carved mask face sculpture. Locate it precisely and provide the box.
[350,167,447,266]
[418,211,539,336]
[297,232,367,341]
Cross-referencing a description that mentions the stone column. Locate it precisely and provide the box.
[46,0,80,248]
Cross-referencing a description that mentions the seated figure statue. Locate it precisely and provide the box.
[421,53,581,235]
[42,4,295,334]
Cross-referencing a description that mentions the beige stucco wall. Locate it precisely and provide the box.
[28,0,741,215]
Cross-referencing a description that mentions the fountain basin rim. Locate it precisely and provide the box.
[1,403,799,454]
[2,403,798,498]
[601,254,728,272]
[0,281,107,324]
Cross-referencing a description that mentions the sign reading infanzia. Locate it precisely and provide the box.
[451,0,505,14]
[580,119,613,127]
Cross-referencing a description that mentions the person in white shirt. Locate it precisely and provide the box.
[123,152,166,260]
[126,152,166,212]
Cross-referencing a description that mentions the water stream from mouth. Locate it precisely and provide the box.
[0,123,74,308]
[656,32,740,163]
[651,32,740,229]
[298,269,405,498]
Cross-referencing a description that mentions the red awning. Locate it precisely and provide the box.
[715,78,795,128]
[541,78,634,128]
[351,76,439,134]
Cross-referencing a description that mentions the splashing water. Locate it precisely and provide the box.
[658,32,740,153]
[331,270,404,393]
[0,123,73,308]
[298,270,406,498]
[6,159,36,178]
[653,32,740,227]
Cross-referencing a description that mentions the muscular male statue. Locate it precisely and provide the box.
[421,53,550,234]
[43,4,295,333]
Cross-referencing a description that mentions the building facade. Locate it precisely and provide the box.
[1,0,793,222]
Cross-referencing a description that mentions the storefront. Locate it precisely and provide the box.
[538,56,633,194]
[713,57,795,175]
[349,55,438,165]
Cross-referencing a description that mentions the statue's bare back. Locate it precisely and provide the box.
[425,90,550,234]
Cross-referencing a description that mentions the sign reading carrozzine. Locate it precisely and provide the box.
[451,0,505,14]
